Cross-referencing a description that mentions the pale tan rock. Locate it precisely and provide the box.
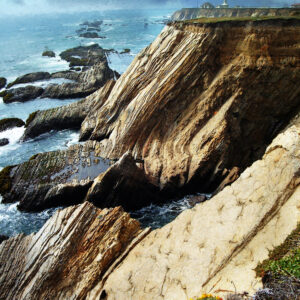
[0,202,149,300]
[98,123,300,300]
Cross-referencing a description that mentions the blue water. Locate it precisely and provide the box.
[0,9,174,237]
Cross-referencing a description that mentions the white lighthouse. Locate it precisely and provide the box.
[217,0,229,8]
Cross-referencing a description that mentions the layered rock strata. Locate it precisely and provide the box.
[22,80,115,141]
[0,203,150,300]
[80,19,300,193]
[98,116,300,300]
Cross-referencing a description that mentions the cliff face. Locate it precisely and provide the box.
[81,19,300,192]
[171,8,300,21]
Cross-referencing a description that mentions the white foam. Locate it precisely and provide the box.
[0,127,25,155]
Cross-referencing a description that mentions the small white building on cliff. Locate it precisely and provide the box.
[216,0,229,8]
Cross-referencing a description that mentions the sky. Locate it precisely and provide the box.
[0,0,297,15]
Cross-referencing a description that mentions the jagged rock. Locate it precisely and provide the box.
[98,119,300,300]
[85,151,162,211]
[41,61,115,99]
[42,50,55,57]
[50,70,80,81]
[0,141,111,212]
[7,72,51,88]
[59,44,106,67]
[0,235,8,244]
[0,118,25,132]
[0,86,44,103]
[0,77,6,89]
[82,19,300,193]
[0,139,9,147]
[22,80,115,141]
[0,203,149,300]
[171,7,300,21]
[79,32,102,39]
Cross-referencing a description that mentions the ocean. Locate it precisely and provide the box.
[0,9,202,236]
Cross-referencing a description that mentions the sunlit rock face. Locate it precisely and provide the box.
[98,115,300,300]
[0,203,149,300]
[81,19,300,193]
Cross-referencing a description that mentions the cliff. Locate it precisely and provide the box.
[171,7,300,21]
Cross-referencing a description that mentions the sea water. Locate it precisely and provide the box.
[0,9,203,237]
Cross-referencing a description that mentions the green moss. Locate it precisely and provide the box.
[29,153,40,160]
[1,92,13,103]
[0,166,13,194]
[255,223,300,278]
[69,58,88,67]
[25,111,37,127]
[0,118,25,128]
[120,48,131,54]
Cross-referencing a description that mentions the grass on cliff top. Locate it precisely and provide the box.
[182,15,300,24]
[255,223,300,279]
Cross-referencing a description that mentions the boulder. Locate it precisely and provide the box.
[0,139,9,147]
[0,203,149,300]
[50,70,80,81]
[0,235,8,244]
[0,86,44,103]
[42,50,55,57]
[0,118,25,132]
[7,72,51,88]
[0,141,111,211]
[82,20,300,193]
[85,152,162,211]
[98,118,300,300]
[22,80,115,141]
[79,32,102,39]
[41,61,115,99]
[0,77,6,89]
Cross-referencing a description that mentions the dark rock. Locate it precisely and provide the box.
[23,80,115,141]
[0,86,44,103]
[79,32,101,39]
[0,77,7,89]
[42,50,56,58]
[0,141,111,212]
[120,48,131,54]
[85,152,162,211]
[50,70,80,81]
[42,61,115,99]
[70,67,81,72]
[0,118,25,132]
[0,139,9,147]
[7,72,51,88]
[80,20,103,27]
[0,235,9,245]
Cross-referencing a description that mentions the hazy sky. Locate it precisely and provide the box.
[0,0,297,15]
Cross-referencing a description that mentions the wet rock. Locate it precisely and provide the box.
[59,44,106,67]
[79,32,101,39]
[42,50,56,57]
[85,152,162,211]
[22,80,115,141]
[0,139,9,147]
[0,141,111,212]
[0,77,7,89]
[50,70,80,81]
[0,202,149,300]
[7,72,51,88]
[120,48,131,54]
[42,61,115,99]
[0,118,25,132]
[0,86,44,103]
[80,20,103,27]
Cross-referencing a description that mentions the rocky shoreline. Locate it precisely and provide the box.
[0,17,299,299]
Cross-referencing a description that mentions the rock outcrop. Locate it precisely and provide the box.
[80,19,300,193]
[171,7,300,21]
[0,77,7,89]
[0,141,111,211]
[98,116,300,300]
[0,203,150,300]
[42,50,55,57]
[0,118,25,132]
[0,139,9,146]
[0,86,44,103]
[22,80,115,141]
[7,72,51,89]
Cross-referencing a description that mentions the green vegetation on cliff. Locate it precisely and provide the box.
[0,166,13,194]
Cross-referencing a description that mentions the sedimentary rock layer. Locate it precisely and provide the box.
[22,80,115,141]
[98,116,300,300]
[0,203,149,300]
[171,8,300,21]
[81,19,300,192]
